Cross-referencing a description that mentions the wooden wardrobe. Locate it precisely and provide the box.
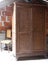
[14,2,48,60]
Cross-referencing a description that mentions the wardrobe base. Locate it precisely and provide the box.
[16,53,48,60]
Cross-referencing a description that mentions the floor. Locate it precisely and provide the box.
[0,50,16,65]
[0,50,48,65]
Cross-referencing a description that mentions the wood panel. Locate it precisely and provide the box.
[32,7,45,32]
[32,7,45,51]
[16,7,33,54]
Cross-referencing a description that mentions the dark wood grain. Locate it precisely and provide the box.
[16,2,47,60]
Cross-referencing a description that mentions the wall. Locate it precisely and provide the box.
[0,31,5,41]
[0,31,5,48]
[0,4,13,48]
[0,4,13,31]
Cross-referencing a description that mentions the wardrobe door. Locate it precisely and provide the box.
[16,6,33,57]
[32,6,45,54]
